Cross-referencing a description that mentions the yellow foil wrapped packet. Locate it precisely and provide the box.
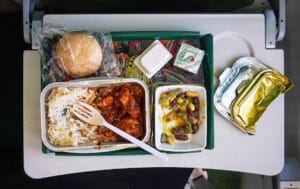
[231,69,294,134]
[214,57,294,135]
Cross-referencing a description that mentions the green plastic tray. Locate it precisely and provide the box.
[43,31,214,155]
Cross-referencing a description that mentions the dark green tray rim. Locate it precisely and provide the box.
[43,31,214,155]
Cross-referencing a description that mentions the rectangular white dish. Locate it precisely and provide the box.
[154,84,207,152]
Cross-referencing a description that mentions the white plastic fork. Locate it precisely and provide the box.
[72,101,168,161]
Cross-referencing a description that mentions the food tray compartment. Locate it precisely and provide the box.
[154,84,207,152]
[40,78,150,152]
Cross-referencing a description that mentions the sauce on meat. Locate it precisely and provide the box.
[96,83,145,140]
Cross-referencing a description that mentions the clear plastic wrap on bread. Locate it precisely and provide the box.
[35,25,121,86]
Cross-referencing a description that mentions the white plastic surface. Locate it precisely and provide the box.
[24,14,284,178]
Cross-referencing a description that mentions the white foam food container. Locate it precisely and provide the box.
[154,85,207,152]
[40,78,150,153]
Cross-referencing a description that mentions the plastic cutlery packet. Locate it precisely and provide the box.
[214,57,294,134]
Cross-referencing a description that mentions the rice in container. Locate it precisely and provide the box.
[40,78,150,152]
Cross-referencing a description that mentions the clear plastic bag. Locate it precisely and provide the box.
[34,25,121,87]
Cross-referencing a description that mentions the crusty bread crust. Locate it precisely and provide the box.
[55,32,103,77]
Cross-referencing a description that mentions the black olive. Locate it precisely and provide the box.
[175,134,188,141]
[170,100,177,108]
[193,97,200,111]
[171,126,185,135]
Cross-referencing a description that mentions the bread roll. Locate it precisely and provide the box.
[55,32,103,77]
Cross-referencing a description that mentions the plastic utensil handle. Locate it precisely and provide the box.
[103,121,168,161]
